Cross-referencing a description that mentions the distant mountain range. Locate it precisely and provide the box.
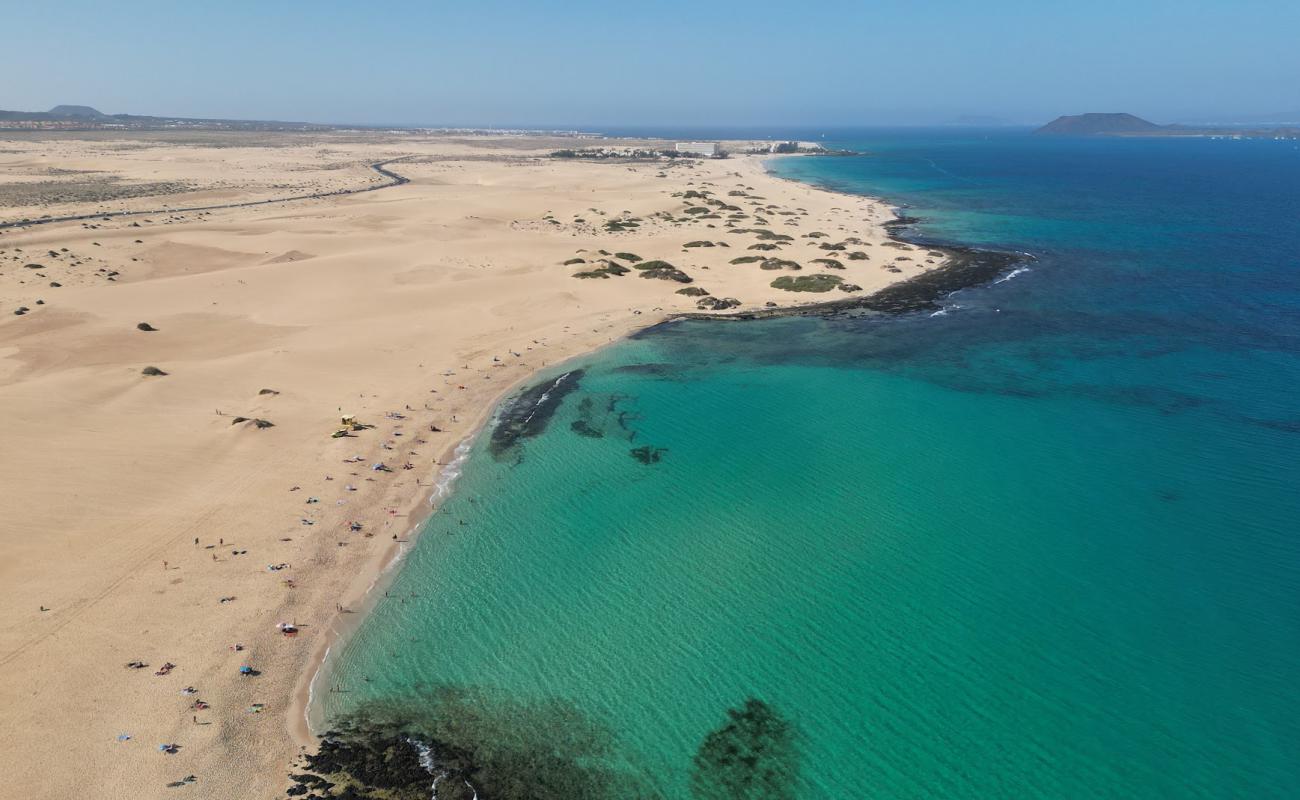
[1036,112,1300,139]
[0,104,336,131]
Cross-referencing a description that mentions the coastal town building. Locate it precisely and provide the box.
[675,141,719,157]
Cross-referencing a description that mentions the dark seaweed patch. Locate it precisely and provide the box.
[490,369,584,458]
[690,699,799,800]
[571,419,605,438]
[569,393,638,441]
[630,445,666,464]
[571,398,605,438]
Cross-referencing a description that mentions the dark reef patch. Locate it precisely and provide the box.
[291,686,657,800]
[489,369,584,458]
[294,690,799,799]
[684,244,1028,321]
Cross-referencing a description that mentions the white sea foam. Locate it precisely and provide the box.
[517,370,575,430]
[304,643,332,734]
[428,437,474,508]
[993,266,1031,284]
[409,737,441,799]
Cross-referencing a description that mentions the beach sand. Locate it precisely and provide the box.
[0,131,935,799]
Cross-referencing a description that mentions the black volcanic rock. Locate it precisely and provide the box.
[1035,113,1163,135]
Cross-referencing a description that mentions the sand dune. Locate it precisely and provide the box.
[0,131,931,799]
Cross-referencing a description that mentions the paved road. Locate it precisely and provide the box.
[0,156,414,231]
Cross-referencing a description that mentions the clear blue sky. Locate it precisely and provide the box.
[3,0,1297,127]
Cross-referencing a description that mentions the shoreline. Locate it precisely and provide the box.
[287,327,663,750]
[292,155,1032,755]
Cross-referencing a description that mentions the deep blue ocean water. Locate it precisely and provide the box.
[322,130,1300,798]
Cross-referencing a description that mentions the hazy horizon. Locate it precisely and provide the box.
[5,0,1298,128]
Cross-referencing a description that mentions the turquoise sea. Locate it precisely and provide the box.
[317,131,1300,798]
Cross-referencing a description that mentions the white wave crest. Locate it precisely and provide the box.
[993,266,1031,284]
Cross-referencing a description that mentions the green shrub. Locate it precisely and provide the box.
[639,263,693,283]
[770,274,842,292]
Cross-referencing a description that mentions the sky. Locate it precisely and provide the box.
[3,0,1298,128]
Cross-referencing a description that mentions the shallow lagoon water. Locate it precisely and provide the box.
[320,131,1300,798]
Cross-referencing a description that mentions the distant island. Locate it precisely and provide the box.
[1036,112,1300,139]
[1035,113,1163,135]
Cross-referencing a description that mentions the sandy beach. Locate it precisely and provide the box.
[0,130,936,799]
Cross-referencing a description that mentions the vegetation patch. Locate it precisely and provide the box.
[730,255,765,264]
[811,258,844,269]
[572,260,630,279]
[760,258,801,271]
[697,296,741,310]
[563,257,586,265]
[676,286,710,296]
[684,240,715,248]
[614,252,642,262]
[636,260,693,283]
[770,274,842,292]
